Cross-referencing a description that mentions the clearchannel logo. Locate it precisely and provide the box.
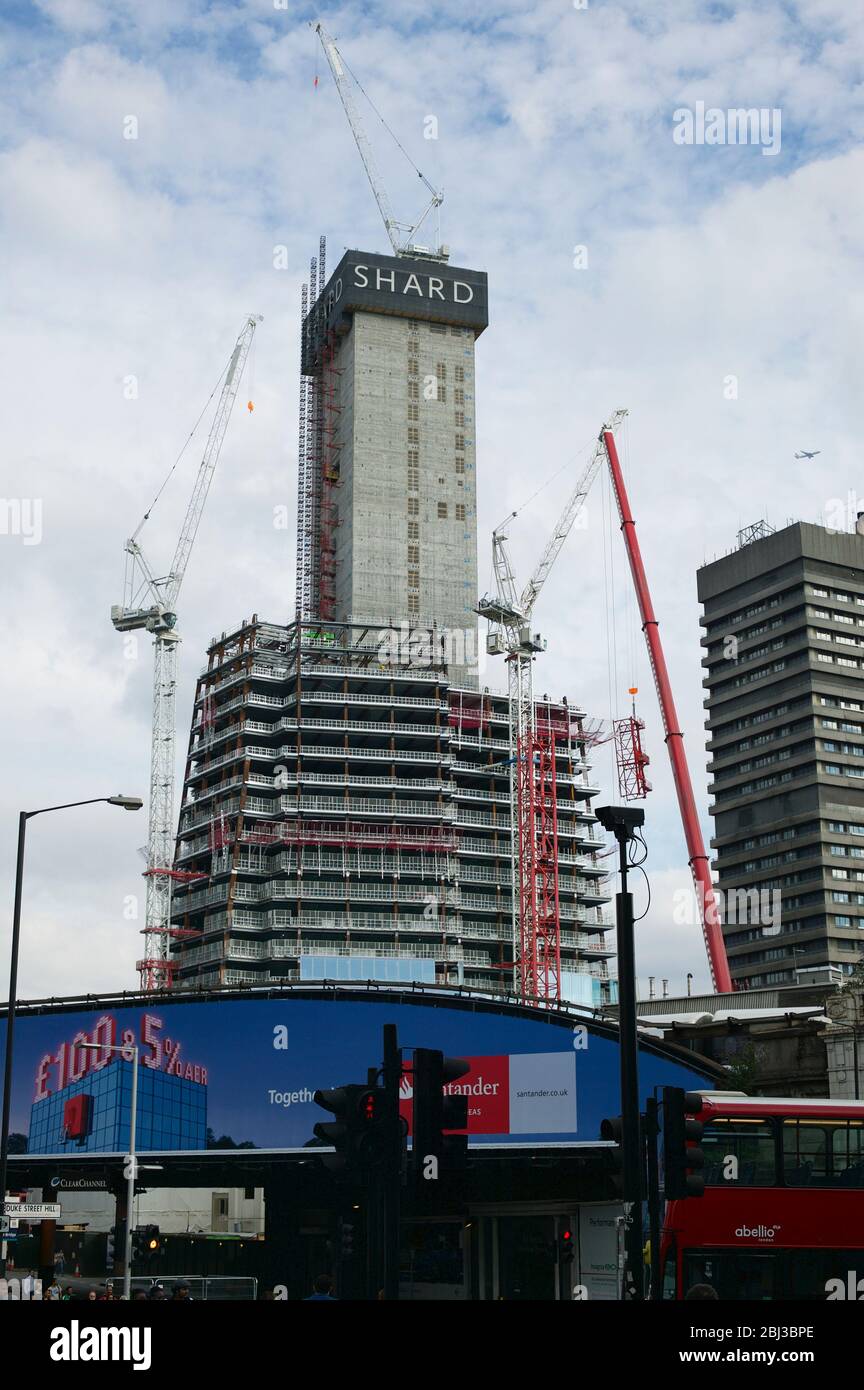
[734,1223,781,1241]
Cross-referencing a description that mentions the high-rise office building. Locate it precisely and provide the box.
[165,243,613,999]
[698,520,864,989]
[297,248,488,687]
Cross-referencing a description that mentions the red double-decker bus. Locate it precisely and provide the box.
[660,1093,864,1300]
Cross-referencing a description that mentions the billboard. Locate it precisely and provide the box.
[0,991,714,1155]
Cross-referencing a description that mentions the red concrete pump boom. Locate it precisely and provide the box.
[601,425,733,994]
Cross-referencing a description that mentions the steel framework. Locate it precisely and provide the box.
[613,714,652,801]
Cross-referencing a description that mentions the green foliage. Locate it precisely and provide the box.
[726,1043,759,1095]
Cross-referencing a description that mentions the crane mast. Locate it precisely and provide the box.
[600,425,732,993]
[111,314,260,990]
[478,412,627,1002]
[312,21,448,262]
[480,410,731,1003]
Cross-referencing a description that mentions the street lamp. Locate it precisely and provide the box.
[0,794,143,1273]
[79,1041,138,1300]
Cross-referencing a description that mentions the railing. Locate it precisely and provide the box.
[279,796,455,819]
[278,716,448,737]
[299,690,449,710]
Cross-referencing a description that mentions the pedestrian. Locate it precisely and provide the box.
[146,1281,166,1300]
[303,1274,337,1301]
[170,1281,193,1301]
[61,1286,74,1301]
[86,1288,98,1301]
[54,1249,66,1278]
[45,1278,62,1302]
[685,1282,720,1300]
[131,1290,148,1301]
[21,1270,37,1299]
[98,1280,115,1301]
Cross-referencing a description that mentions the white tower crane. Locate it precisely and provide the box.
[312,21,448,262]
[111,314,261,990]
[478,410,628,1003]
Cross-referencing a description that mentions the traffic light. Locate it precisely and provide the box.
[411,1048,470,1184]
[600,1114,625,1196]
[662,1088,705,1199]
[132,1224,161,1263]
[143,1225,162,1257]
[558,1228,575,1265]
[313,1084,391,1170]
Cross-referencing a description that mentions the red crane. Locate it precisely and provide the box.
[601,424,732,994]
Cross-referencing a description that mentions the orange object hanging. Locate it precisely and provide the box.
[247,401,254,413]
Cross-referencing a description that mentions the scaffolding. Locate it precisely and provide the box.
[296,237,328,622]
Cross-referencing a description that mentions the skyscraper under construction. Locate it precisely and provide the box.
[165,241,614,1004]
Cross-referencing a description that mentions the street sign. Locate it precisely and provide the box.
[2,1202,61,1220]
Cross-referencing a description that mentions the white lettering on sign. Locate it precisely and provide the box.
[351,263,475,306]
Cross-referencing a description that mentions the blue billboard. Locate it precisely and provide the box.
[0,990,715,1154]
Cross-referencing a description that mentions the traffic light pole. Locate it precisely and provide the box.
[645,1096,662,1300]
[381,1024,402,1301]
[597,805,645,1302]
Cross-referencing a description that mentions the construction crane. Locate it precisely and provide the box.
[600,422,732,993]
[111,315,261,990]
[312,21,449,262]
[480,411,732,1001]
[478,411,628,1004]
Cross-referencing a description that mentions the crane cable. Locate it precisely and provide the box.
[129,349,234,543]
[337,48,439,198]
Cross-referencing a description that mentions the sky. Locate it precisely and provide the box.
[0,0,862,1002]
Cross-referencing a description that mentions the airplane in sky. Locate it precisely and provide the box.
[794,449,821,459]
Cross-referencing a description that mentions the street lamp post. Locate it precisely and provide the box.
[80,1041,139,1300]
[0,795,142,1273]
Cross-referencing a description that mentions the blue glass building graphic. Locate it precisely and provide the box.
[28,1059,207,1154]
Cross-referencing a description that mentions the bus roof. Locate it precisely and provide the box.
[698,1093,864,1119]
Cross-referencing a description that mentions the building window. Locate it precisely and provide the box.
[430,323,447,335]
[437,502,448,519]
[455,455,465,474]
[407,593,419,615]
[408,404,419,422]
[455,412,465,427]
[455,504,466,520]
[407,544,419,565]
[455,434,465,450]
[455,365,465,382]
[455,388,465,405]
[407,568,420,588]
[408,520,419,540]
[408,466,419,490]
[408,498,419,516]
[436,361,447,381]
[408,379,419,399]
[408,427,419,445]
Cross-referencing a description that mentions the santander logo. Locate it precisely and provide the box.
[399,1055,510,1134]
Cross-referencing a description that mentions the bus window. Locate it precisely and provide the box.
[831,1123,864,1187]
[783,1121,828,1185]
[702,1118,776,1185]
[682,1251,775,1300]
[661,1242,677,1300]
